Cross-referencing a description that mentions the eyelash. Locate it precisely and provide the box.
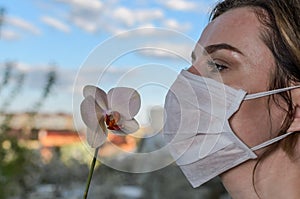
[207,60,228,73]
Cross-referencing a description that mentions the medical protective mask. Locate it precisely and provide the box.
[163,70,300,188]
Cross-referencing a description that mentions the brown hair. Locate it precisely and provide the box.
[210,0,300,197]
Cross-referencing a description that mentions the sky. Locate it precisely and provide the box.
[0,0,219,126]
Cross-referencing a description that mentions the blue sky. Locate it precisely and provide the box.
[0,0,218,125]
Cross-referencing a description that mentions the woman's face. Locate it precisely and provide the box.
[189,7,287,149]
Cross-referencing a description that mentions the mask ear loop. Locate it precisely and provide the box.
[245,85,300,151]
[244,85,300,100]
[251,132,295,151]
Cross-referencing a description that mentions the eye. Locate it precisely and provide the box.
[207,60,228,73]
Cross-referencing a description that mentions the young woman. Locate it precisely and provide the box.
[164,0,300,198]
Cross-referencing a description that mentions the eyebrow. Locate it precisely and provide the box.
[204,43,244,55]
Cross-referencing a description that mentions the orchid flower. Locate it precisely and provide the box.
[80,85,141,148]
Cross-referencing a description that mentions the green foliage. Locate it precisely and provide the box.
[0,61,57,198]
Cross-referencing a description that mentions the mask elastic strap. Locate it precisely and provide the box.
[244,85,300,100]
[251,132,294,151]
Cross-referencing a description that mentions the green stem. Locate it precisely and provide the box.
[83,147,99,199]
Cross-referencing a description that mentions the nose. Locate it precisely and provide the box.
[188,65,202,76]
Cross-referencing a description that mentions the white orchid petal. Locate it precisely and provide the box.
[83,85,108,110]
[119,119,139,134]
[86,126,107,148]
[80,96,104,131]
[107,87,141,119]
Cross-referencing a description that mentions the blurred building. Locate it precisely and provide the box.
[0,112,81,161]
[0,112,143,161]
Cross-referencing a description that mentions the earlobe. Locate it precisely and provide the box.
[287,88,300,132]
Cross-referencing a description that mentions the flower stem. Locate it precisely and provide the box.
[83,147,99,199]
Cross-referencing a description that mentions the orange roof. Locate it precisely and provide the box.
[39,130,82,147]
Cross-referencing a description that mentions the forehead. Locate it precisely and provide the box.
[199,7,263,52]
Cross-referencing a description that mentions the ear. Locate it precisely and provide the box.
[287,88,300,132]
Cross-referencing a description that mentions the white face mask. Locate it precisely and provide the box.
[163,70,300,188]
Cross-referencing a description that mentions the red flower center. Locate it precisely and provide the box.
[105,112,121,131]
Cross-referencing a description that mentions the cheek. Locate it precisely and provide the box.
[229,98,273,148]
[229,97,287,149]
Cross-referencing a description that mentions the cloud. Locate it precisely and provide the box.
[159,0,212,13]
[62,3,102,33]
[41,16,70,33]
[161,0,198,11]
[162,19,191,32]
[53,0,168,35]
[2,0,212,41]
[1,29,20,41]
[48,0,206,36]
[112,7,164,27]
[0,62,156,115]
[56,0,103,11]
[0,61,61,92]
[53,0,105,33]
[0,59,180,114]
[138,41,194,60]
[69,13,98,33]
[0,61,133,96]
[5,16,41,35]
[72,66,134,93]
[66,5,165,34]
[101,27,195,62]
[0,61,72,113]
